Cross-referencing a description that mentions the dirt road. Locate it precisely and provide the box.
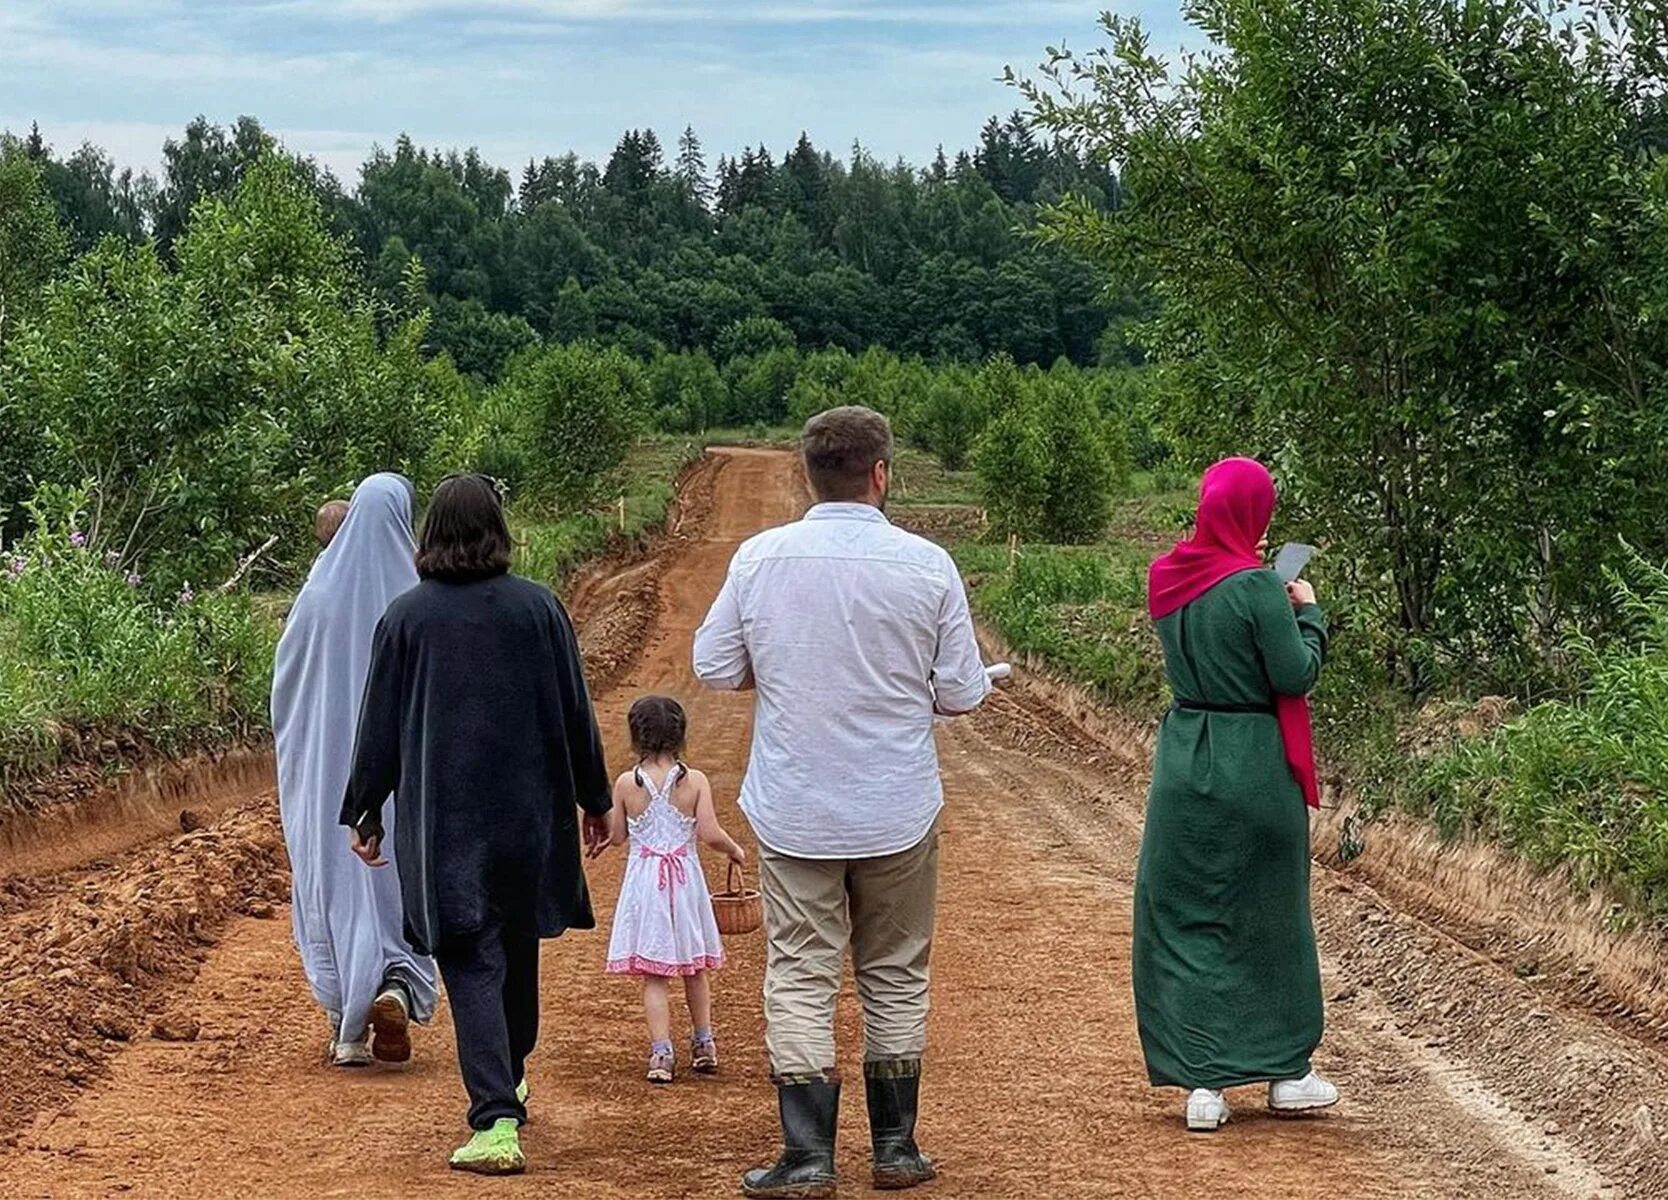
[1,449,1662,1198]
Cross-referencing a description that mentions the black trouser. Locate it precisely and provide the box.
[435,924,539,1129]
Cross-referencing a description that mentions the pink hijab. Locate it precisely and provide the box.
[1147,458,1319,809]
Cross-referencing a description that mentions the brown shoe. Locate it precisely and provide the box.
[369,983,412,1063]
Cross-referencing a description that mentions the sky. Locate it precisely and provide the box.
[0,0,1191,184]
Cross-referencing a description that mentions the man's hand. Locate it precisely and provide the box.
[583,811,612,860]
[349,826,388,867]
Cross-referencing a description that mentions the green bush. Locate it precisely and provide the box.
[722,346,801,426]
[916,368,983,470]
[0,487,275,779]
[1,153,452,587]
[785,347,858,425]
[973,356,1115,543]
[502,341,647,509]
[1413,552,1668,918]
[714,315,796,364]
[648,349,726,433]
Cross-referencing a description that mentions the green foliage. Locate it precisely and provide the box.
[18,113,1137,370]
[0,143,70,344]
[428,295,539,380]
[784,347,858,424]
[1021,0,1668,689]
[501,342,647,509]
[0,153,453,585]
[1414,554,1668,918]
[723,346,802,426]
[973,361,1051,540]
[510,436,701,587]
[917,368,983,470]
[648,349,726,433]
[0,487,275,782]
[714,315,796,363]
[973,356,1116,543]
[954,539,1165,713]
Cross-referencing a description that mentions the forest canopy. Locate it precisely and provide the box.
[7,114,1146,380]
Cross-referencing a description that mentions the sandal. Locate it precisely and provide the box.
[647,1047,675,1084]
[692,1035,719,1074]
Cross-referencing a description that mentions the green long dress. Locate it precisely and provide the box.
[1132,567,1328,1090]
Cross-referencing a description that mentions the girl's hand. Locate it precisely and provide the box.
[1286,579,1318,609]
[728,844,748,866]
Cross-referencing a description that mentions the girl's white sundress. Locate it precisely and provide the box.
[606,765,727,977]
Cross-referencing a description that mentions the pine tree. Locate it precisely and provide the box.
[520,159,541,211]
[675,125,711,208]
[735,145,775,212]
[25,122,46,160]
[783,132,828,228]
[715,154,742,215]
[930,145,950,184]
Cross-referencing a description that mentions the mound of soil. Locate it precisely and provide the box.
[0,801,288,1141]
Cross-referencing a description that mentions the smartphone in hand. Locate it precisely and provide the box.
[1274,543,1317,584]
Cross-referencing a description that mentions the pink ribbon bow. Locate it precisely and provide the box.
[640,844,690,917]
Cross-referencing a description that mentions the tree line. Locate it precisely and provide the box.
[9,114,1148,382]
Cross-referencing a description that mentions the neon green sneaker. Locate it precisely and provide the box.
[449,1119,525,1176]
[516,1078,529,1105]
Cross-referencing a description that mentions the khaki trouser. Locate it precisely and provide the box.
[758,822,940,1079]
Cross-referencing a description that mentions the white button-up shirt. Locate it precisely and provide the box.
[693,501,991,859]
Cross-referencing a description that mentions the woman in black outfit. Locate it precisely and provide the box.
[342,473,612,1176]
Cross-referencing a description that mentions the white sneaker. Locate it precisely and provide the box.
[331,1037,373,1067]
[1186,1088,1231,1132]
[1268,1071,1340,1112]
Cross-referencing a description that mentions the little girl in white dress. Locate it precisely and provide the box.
[606,695,746,1083]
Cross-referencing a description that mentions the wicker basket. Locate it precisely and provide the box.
[711,861,762,936]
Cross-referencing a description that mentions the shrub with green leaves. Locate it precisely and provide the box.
[1,152,456,586]
[502,341,647,509]
[0,487,275,783]
[973,356,1115,543]
[1413,552,1668,918]
[648,349,726,433]
[955,540,1164,713]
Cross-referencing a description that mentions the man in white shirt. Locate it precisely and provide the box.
[694,406,990,1198]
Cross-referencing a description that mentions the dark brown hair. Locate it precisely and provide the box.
[801,406,894,502]
[628,695,687,759]
[416,474,512,582]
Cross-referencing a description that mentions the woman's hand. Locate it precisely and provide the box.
[727,843,748,866]
[1286,579,1318,609]
[582,811,612,859]
[349,827,388,867]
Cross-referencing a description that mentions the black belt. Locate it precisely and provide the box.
[1170,698,1275,716]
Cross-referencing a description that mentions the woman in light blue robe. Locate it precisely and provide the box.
[272,473,439,1066]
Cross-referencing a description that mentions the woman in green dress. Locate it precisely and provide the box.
[1134,457,1339,1132]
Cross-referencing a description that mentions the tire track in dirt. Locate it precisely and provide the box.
[0,448,1650,1198]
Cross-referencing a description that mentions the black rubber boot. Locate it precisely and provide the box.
[865,1060,936,1190]
[741,1079,840,1199]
